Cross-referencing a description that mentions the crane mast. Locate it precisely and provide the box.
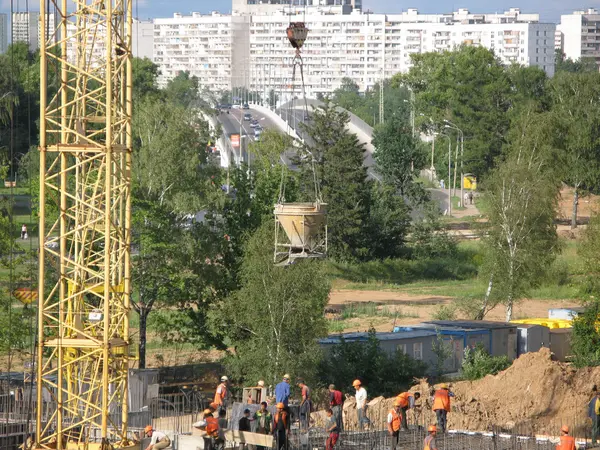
[36,0,133,448]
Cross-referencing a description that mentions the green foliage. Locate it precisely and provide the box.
[368,183,411,260]
[317,328,427,397]
[400,46,512,179]
[580,213,600,298]
[132,57,160,101]
[372,115,428,204]
[480,108,559,321]
[431,333,454,377]
[571,300,600,367]
[300,101,372,261]
[548,71,600,226]
[164,71,201,109]
[555,49,599,74]
[411,204,458,260]
[431,305,457,322]
[331,77,411,127]
[218,221,331,385]
[461,345,511,380]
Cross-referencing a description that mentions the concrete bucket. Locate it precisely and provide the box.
[274,202,327,263]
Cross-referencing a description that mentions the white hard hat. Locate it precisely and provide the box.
[221,376,228,381]
[257,380,265,387]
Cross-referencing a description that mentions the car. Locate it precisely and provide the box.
[254,128,262,139]
[304,112,310,121]
[250,121,259,128]
[242,103,249,110]
[244,113,252,121]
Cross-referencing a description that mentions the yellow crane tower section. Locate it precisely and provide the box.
[36,0,133,449]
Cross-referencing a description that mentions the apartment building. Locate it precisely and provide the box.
[0,14,8,54]
[557,9,600,66]
[12,12,56,51]
[153,12,249,91]
[150,7,554,99]
[248,7,555,99]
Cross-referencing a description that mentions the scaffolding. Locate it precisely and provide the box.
[36,0,133,448]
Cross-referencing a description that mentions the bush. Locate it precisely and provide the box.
[431,304,457,321]
[461,345,511,380]
[571,300,600,368]
[317,328,427,397]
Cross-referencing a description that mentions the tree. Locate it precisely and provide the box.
[579,212,600,298]
[548,71,600,228]
[218,221,330,385]
[164,71,200,109]
[555,49,598,74]
[368,183,411,260]
[570,300,600,367]
[332,77,361,111]
[372,115,428,204]
[133,95,218,212]
[480,109,559,321]
[400,46,512,179]
[132,57,160,101]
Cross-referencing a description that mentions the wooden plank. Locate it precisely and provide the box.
[224,431,273,446]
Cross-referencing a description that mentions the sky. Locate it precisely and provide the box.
[2,0,600,23]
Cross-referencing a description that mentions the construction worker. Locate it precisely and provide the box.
[432,383,451,433]
[214,376,229,413]
[387,399,402,450]
[423,425,438,450]
[353,379,371,431]
[192,409,220,450]
[297,379,312,431]
[411,392,423,430]
[329,384,344,431]
[556,426,575,450]
[253,402,272,450]
[247,380,265,404]
[325,409,339,450]
[275,374,291,407]
[215,409,228,450]
[238,409,252,450]
[396,392,418,430]
[143,426,171,450]
[590,388,600,445]
[273,402,289,450]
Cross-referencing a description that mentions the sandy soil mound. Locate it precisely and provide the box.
[316,349,600,437]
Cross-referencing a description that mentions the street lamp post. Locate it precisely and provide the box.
[444,121,464,207]
[439,133,452,216]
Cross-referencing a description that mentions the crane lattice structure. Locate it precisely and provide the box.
[36,0,133,449]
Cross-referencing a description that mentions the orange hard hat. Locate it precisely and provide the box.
[428,425,437,433]
[203,409,212,416]
[352,379,362,387]
[276,402,285,409]
[144,425,153,434]
[561,425,569,434]
[393,398,402,407]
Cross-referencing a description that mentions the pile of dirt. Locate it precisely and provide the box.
[316,349,600,437]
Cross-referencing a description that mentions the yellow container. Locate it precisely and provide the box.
[511,318,572,329]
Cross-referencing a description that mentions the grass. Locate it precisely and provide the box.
[340,302,418,320]
[451,195,467,211]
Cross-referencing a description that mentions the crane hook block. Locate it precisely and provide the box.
[287,22,308,49]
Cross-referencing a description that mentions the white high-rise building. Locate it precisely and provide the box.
[151,7,555,98]
[557,9,600,66]
[153,12,248,91]
[0,14,8,54]
[12,12,56,51]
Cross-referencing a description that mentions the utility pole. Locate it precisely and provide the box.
[431,133,436,182]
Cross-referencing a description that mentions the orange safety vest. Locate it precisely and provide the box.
[556,435,575,450]
[213,383,227,405]
[388,409,401,432]
[274,411,288,430]
[423,435,435,450]
[205,417,219,437]
[432,389,450,412]
[397,392,413,408]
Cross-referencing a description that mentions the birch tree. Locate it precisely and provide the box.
[481,110,559,321]
[219,221,330,385]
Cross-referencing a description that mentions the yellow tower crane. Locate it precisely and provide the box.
[36,0,134,449]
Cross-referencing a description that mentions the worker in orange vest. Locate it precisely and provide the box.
[213,376,229,413]
[432,383,452,433]
[556,426,576,450]
[387,399,403,450]
[192,409,220,450]
[273,402,289,450]
[397,392,421,430]
[423,425,438,450]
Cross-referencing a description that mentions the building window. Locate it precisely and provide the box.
[397,344,407,354]
[536,30,539,36]
[413,342,423,360]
